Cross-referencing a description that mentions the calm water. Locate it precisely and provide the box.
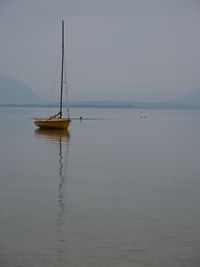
[0,107,200,267]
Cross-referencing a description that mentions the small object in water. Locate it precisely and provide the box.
[140,116,143,119]
[80,116,82,120]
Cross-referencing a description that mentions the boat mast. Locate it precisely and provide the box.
[59,20,64,118]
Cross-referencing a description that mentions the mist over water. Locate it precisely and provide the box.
[0,107,200,267]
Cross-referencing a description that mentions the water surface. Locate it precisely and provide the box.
[0,107,200,266]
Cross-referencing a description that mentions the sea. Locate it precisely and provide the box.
[0,107,200,267]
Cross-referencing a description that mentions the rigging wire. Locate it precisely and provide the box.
[47,61,61,117]
[64,58,70,119]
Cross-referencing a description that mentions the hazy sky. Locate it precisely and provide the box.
[0,0,200,101]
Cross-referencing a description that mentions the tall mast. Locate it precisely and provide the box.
[59,20,64,118]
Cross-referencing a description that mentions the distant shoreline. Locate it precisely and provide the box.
[0,102,200,110]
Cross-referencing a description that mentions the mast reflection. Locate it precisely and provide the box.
[34,128,70,265]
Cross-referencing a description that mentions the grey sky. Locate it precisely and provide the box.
[0,0,200,101]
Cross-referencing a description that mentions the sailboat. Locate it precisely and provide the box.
[34,20,71,130]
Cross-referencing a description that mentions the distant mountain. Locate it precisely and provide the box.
[174,87,200,107]
[1,74,200,109]
[69,100,194,109]
[0,75,42,105]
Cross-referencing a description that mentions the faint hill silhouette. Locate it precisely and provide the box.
[1,74,200,108]
[0,75,42,105]
[174,87,200,107]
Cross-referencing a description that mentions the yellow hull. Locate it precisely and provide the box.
[34,118,71,129]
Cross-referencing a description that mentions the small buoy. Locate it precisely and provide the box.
[80,116,82,120]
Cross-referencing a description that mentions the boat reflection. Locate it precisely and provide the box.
[34,128,70,141]
[34,128,70,265]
